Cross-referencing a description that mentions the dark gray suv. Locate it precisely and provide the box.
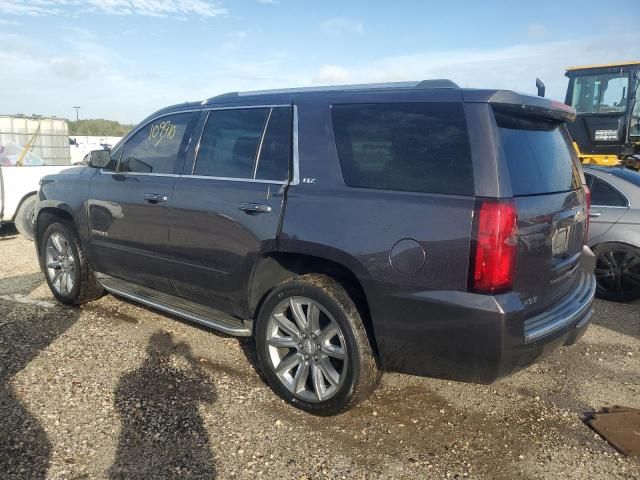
[35,81,596,414]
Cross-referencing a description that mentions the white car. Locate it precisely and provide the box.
[0,165,72,239]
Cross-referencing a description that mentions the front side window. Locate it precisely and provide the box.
[331,102,473,195]
[194,107,291,181]
[570,73,629,114]
[119,112,197,174]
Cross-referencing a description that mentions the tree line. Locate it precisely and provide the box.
[68,119,134,136]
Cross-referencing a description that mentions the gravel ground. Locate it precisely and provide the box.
[0,226,638,480]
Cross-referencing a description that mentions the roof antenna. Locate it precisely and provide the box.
[536,78,546,97]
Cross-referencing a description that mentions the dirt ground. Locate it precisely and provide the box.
[1,226,638,479]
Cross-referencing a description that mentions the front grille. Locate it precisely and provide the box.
[523,271,595,342]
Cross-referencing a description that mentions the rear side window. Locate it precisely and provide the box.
[586,174,627,207]
[256,107,291,181]
[331,103,473,195]
[195,108,269,178]
[195,107,291,181]
[495,111,582,196]
[119,112,197,174]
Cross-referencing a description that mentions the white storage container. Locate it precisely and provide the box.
[0,115,71,166]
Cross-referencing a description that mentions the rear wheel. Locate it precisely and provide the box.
[593,242,640,302]
[255,274,379,415]
[14,195,37,240]
[41,221,104,305]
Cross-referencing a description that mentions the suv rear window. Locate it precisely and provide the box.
[331,103,473,195]
[495,111,582,196]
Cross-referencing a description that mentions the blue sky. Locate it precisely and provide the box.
[1,0,638,123]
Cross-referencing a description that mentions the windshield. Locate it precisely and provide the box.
[570,72,629,114]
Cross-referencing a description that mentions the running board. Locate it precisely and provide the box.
[96,274,252,336]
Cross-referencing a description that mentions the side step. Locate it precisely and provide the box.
[96,274,252,336]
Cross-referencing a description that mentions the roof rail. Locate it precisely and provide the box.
[415,79,459,88]
[204,79,459,104]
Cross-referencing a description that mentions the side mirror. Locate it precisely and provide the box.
[88,150,112,169]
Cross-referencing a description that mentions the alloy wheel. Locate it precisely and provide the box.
[595,248,640,298]
[265,296,348,402]
[45,232,76,296]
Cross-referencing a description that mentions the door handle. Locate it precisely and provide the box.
[144,193,168,204]
[589,211,602,218]
[239,202,272,214]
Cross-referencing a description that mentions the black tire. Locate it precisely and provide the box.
[14,194,37,240]
[255,274,380,415]
[40,221,105,305]
[593,242,640,302]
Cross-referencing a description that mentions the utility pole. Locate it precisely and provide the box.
[73,106,80,121]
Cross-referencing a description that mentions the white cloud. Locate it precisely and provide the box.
[0,32,306,123]
[257,0,279,4]
[0,0,64,16]
[2,28,637,125]
[313,65,352,84]
[0,0,227,18]
[310,33,640,102]
[321,16,364,36]
[0,18,20,25]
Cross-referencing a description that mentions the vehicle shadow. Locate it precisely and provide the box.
[592,301,640,340]
[0,272,79,479]
[107,296,269,388]
[109,331,217,479]
[0,224,19,240]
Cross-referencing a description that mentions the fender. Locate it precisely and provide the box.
[34,200,84,257]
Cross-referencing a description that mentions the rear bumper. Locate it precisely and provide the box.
[364,246,596,383]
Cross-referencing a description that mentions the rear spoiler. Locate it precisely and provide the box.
[463,89,576,122]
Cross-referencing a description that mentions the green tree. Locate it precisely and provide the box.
[68,119,134,136]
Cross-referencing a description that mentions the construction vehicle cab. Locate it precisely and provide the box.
[564,62,640,170]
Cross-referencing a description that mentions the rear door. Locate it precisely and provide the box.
[494,109,588,312]
[88,111,199,292]
[168,105,292,317]
[584,172,629,242]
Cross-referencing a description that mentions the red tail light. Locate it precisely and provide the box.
[469,199,518,294]
[584,184,591,242]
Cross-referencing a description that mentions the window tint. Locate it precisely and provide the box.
[195,108,269,178]
[331,103,473,195]
[119,112,197,174]
[495,112,582,196]
[255,107,291,181]
[589,177,627,207]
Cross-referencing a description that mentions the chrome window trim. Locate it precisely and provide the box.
[585,171,630,208]
[181,175,287,185]
[203,104,290,111]
[100,104,301,185]
[99,170,179,178]
[291,104,300,185]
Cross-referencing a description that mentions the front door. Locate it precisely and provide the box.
[169,106,292,316]
[88,110,199,292]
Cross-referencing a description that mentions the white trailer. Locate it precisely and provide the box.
[0,116,73,239]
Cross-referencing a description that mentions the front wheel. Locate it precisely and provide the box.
[593,242,640,302]
[255,274,380,415]
[40,221,104,305]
